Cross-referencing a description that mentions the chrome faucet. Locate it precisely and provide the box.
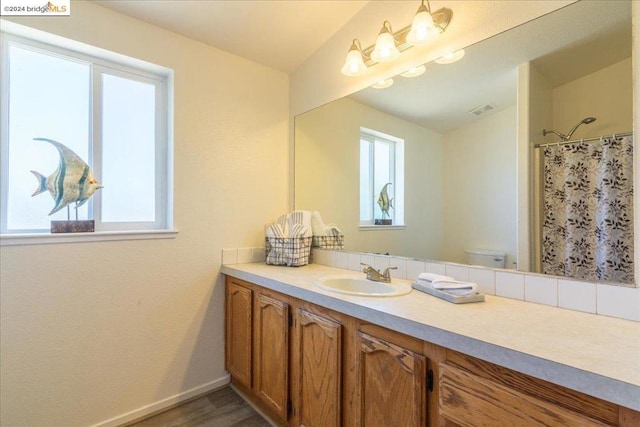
[361,263,397,283]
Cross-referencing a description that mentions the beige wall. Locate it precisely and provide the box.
[295,98,444,259]
[442,106,518,267]
[528,63,555,272]
[0,2,289,426]
[552,58,633,137]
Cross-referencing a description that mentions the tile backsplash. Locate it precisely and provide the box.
[221,247,639,322]
[222,247,266,264]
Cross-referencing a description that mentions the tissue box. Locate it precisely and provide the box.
[265,236,312,267]
[311,234,344,250]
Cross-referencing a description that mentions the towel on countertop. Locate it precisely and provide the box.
[311,211,343,237]
[265,214,288,238]
[432,280,478,295]
[290,223,311,238]
[265,211,315,267]
[417,272,454,283]
[308,211,344,250]
[311,211,326,236]
[288,210,312,237]
[274,214,289,237]
[415,272,478,296]
[265,223,283,238]
[324,224,342,236]
[266,211,312,239]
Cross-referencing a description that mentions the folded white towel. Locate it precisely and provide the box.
[290,223,312,238]
[265,223,285,238]
[267,211,314,239]
[444,288,477,296]
[431,279,478,295]
[274,214,289,237]
[288,210,312,237]
[325,224,342,236]
[417,272,454,283]
[414,279,478,296]
[265,224,275,238]
[311,211,326,236]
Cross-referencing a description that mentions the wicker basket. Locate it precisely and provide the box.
[265,236,312,267]
[312,234,344,250]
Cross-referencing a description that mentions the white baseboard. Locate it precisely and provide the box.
[91,375,231,427]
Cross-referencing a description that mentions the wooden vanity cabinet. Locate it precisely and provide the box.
[439,351,633,427]
[255,292,290,420]
[225,276,640,427]
[225,278,253,389]
[225,277,345,426]
[225,278,292,424]
[354,325,428,427]
[291,305,343,427]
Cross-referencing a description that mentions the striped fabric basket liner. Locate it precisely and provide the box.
[312,234,344,250]
[265,236,312,267]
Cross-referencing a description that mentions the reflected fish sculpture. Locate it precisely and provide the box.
[377,182,394,218]
[30,137,103,215]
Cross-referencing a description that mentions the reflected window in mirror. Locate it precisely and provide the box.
[359,128,405,227]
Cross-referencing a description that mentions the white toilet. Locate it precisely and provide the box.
[465,249,506,268]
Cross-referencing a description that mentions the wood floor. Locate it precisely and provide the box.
[128,386,271,427]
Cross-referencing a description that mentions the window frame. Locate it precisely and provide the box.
[0,26,174,242]
[359,127,405,227]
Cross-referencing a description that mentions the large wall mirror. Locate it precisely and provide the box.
[295,1,635,286]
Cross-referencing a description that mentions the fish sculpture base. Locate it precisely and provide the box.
[374,219,393,226]
[51,220,95,233]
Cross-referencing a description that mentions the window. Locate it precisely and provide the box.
[0,30,172,236]
[360,128,404,226]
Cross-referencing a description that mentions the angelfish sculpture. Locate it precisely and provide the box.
[377,182,394,218]
[30,137,103,216]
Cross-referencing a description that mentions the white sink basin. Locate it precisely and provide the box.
[314,275,412,297]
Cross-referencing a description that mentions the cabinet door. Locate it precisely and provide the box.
[357,331,427,427]
[297,308,342,427]
[440,362,614,427]
[255,293,290,420]
[225,279,252,389]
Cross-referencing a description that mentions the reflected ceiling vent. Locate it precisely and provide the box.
[468,103,495,117]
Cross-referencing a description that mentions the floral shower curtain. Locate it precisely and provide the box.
[542,135,634,283]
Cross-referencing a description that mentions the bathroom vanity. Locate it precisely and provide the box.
[222,263,640,427]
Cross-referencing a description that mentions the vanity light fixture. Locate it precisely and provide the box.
[341,0,453,76]
[434,49,465,64]
[400,65,426,78]
[371,78,394,89]
[371,21,401,63]
[341,39,368,76]
[406,0,439,45]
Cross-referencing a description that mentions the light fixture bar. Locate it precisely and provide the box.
[340,2,453,76]
[360,7,452,67]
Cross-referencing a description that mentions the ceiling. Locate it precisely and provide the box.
[92,0,368,73]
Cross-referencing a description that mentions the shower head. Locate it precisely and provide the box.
[542,116,597,141]
[565,116,596,140]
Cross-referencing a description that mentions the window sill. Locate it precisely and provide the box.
[0,229,179,246]
[359,225,406,231]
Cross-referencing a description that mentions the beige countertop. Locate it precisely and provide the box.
[221,262,640,411]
